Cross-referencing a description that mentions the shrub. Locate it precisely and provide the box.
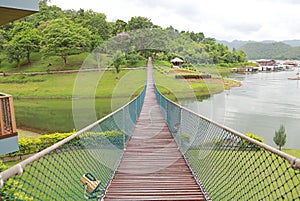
[75,130,125,149]
[3,132,74,157]
[0,159,7,172]
[245,133,264,143]
[2,130,126,160]
[175,74,211,79]
[239,133,264,150]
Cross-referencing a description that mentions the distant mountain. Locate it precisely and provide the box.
[217,39,300,50]
[217,40,300,60]
[282,40,300,47]
[239,42,291,60]
[216,40,253,50]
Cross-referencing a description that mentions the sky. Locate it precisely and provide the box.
[49,0,300,42]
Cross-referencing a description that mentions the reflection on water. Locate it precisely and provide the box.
[183,69,300,149]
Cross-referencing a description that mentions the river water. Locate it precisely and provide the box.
[183,68,300,149]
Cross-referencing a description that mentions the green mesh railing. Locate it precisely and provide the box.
[154,84,300,200]
[0,85,146,201]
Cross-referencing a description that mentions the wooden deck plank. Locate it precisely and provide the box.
[104,60,204,201]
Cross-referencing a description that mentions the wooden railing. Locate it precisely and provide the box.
[0,93,17,139]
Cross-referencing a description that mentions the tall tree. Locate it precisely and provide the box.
[41,18,91,66]
[27,1,64,26]
[189,31,205,43]
[13,29,41,65]
[7,21,33,40]
[126,16,153,31]
[112,19,127,35]
[83,11,112,41]
[273,124,287,150]
[4,38,26,69]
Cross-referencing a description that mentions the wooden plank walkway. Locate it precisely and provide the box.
[105,60,204,201]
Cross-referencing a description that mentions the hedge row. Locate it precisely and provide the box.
[1,132,75,158]
[175,74,212,79]
[1,130,126,159]
[66,130,126,149]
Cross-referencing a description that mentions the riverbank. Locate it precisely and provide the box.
[183,70,300,149]
[154,66,241,101]
[1,69,147,133]
[2,65,238,133]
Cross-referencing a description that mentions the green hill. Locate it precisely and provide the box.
[239,42,300,60]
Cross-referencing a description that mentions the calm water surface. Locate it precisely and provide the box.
[183,69,300,149]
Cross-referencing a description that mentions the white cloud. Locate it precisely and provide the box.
[49,0,300,41]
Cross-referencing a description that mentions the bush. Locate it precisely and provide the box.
[72,130,125,149]
[3,132,74,157]
[0,159,7,172]
[175,74,211,79]
[1,130,125,161]
[239,133,264,150]
[245,133,264,143]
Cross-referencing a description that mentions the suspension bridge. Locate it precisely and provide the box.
[0,59,300,200]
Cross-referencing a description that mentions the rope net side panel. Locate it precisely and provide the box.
[155,85,300,201]
[0,87,146,201]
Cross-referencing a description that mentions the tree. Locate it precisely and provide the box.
[82,11,112,41]
[126,16,153,31]
[27,1,64,26]
[189,31,205,43]
[13,29,41,65]
[113,50,126,78]
[4,38,27,69]
[273,124,287,150]
[41,18,91,66]
[3,21,41,68]
[7,21,34,40]
[112,19,127,35]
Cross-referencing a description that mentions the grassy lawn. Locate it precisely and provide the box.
[0,52,90,73]
[1,69,146,133]
[283,149,300,158]
[0,70,146,98]
[153,66,240,102]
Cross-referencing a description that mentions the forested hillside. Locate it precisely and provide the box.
[0,0,247,72]
[239,42,300,60]
[217,39,300,60]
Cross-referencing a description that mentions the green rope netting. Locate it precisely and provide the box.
[155,84,300,201]
[0,87,146,201]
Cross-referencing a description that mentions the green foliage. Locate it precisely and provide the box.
[40,18,91,66]
[0,178,34,200]
[0,159,7,172]
[4,132,74,157]
[3,39,26,68]
[239,133,264,150]
[273,124,287,150]
[245,133,264,143]
[126,16,154,31]
[4,23,41,69]
[0,2,248,72]
[112,19,127,35]
[175,74,211,79]
[70,130,125,149]
[240,42,292,60]
[113,50,126,74]
[125,52,143,66]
